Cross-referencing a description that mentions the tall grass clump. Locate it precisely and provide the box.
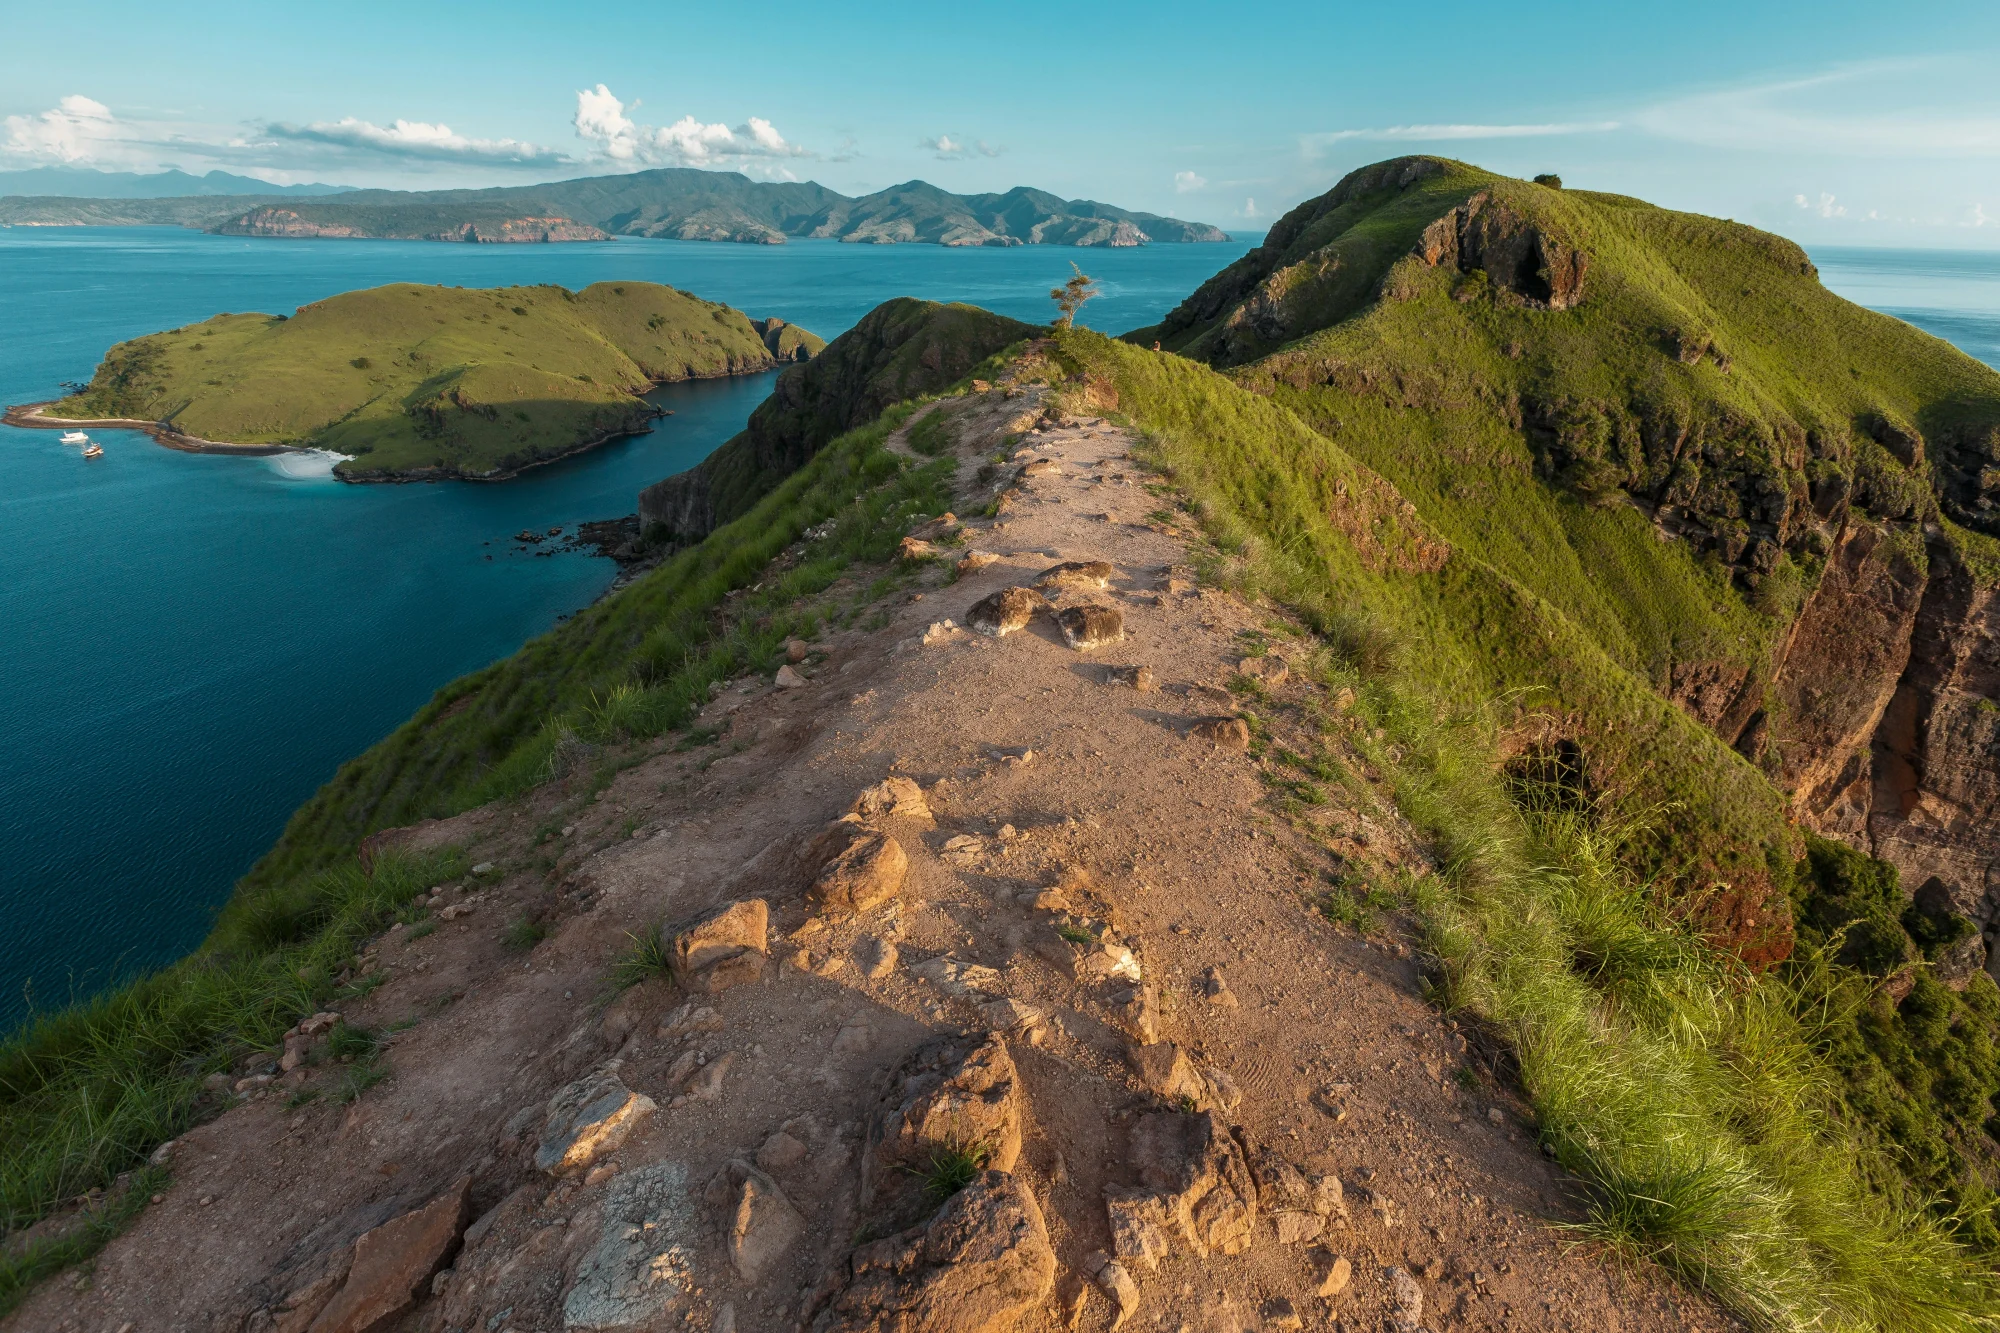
[0,848,462,1294]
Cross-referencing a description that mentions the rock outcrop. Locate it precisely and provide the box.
[808,1171,1056,1333]
[637,300,1037,542]
[1414,190,1588,309]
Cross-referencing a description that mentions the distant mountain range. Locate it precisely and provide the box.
[0,167,1228,247]
[0,167,354,198]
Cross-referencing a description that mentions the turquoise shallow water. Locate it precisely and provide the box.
[0,226,1253,1027]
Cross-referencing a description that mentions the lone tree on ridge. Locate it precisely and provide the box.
[1050,263,1098,330]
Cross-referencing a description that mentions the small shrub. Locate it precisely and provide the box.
[502,916,547,954]
[606,925,673,993]
[906,1137,992,1204]
[349,356,372,370]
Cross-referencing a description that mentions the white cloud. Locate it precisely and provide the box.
[1636,61,2000,157]
[573,85,808,170]
[1240,197,1261,219]
[4,95,136,165]
[1303,121,1618,154]
[1794,191,1847,218]
[266,117,566,166]
[921,134,1002,161]
[1970,204,1992,229]
[1174,170,1206,193]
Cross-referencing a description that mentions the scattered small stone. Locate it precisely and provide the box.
[850,776,930,821]
[1263,1296,1304,1330]
[853,935,899,979]
[1056,604,1124,650]
[1487,1106,1507,1125]
[1390,1266,1425,1326]
[657,1002,724,1040]
[1104,664,1156,691]
[833,1020,873,1053]
[956,549,1000,576]
[920,619,962,646]
[1200,965,1240,1008]
[785,638,809,663]
[774,664,808,689]
[1237,655,1289,685]
[1084,1251,1142,1328]
[756,1130,810,1173]
[471,862,496,876]
[1020,458,1062,478]
[806,823,909,917]
[685,1052,735,1102]
[438,902,475,921]
[1187,717,1250,750]
[1315,1252,1353,1297]
[967,586,1044,637]
[898,535,938,561]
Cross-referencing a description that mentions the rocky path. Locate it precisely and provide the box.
[14,388,1738,1333]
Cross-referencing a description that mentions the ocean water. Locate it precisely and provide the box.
[0,226,1253,1028]
[1812,246,2000,370]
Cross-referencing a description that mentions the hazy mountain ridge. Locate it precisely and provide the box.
[0,166,1228,247]
[0,166,353,198]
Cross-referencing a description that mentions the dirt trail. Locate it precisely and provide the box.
[13,390,1736,1333]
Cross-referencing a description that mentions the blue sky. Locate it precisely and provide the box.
[8,0,2000,246]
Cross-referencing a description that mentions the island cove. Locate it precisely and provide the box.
[6,281,824,481]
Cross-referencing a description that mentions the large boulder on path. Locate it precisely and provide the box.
[808,1171,1056,1333]
[1122,1110,1258,1258]
[535,1072,656,1175]
[806,821,909,917]
[670,898,769,993]
[305,1176,470,1333]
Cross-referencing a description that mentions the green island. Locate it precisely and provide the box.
[12,158,2000,1329]
[36,280,823,480]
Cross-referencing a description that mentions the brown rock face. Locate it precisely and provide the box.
[669,898,770,991]
[809,1171,1056,1333]
[864,1035,1025,1224]
[306,1177,470,1333]
[1122,1111,1258,1258]
[1415,191,1588,309]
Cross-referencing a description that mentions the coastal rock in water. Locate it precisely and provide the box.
[808,1171,1055,1333]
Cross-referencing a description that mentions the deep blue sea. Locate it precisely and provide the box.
[0,226,1253,1028]
[3,230,1997,1030]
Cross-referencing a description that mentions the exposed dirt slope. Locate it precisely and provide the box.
[13,394,1732,1333]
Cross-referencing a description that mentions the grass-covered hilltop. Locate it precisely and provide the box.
[37,280,824,480]
[13,158,2000,1330]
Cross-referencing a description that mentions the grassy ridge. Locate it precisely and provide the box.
[1050,327,1999,1327]
[51,281,822,479]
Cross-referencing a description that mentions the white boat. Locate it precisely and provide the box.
[59,431,89,445]
[81,443,103,458]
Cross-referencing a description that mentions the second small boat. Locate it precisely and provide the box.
[81,443,103,458]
